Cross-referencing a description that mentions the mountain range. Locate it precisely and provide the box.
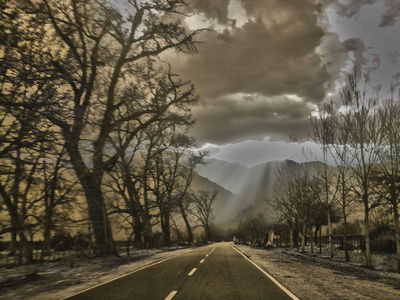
[192,158,325,226]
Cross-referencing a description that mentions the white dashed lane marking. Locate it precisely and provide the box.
[167,247,217,299]
[188,268,197,276]
[165,290,178,300]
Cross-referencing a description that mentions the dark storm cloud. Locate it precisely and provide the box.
[379,0,400,27]
[183,18,328,103]
[343,38,367,70]
[323,0,400,28]
[182,0,328,103]
[173,0,330,144]
[327,0,375,18]
[190,94,312,144]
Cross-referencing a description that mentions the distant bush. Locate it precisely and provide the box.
[370,225,396,253]
[370,224,396,253]
[51,232,74,251]
[333,221,363,235]
[0,240,8,252]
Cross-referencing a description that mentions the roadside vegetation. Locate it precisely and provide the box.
[0,0,216,267]
[234,71,400,274]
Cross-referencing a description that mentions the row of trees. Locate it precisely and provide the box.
[312,71,400,271]
[273,167,342,254]
[263,71,400,272]
[0,0,215,264]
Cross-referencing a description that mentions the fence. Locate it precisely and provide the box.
[272,234,365,249]
[0,239,183,267]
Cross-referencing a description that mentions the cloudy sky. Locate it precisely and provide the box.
[166,0,400,167]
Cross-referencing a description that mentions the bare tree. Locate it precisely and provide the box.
[190,190,217,242]
[311,103,339,258]
[328,71,381,267]
[336,169,358,261]
[332,127,358,262]
[235,213,270,245]
[312,99,359,261]
[160,133,207,245]
[288,172,323,253]
[5,0,204,255]
[373,89,400,272]
[0,122,48,263]
[37,149,79,257]
[273,163,297,250]
[0,1,59,261]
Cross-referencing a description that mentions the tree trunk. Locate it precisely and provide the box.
[289,227,293,250]
[310,226,314,254]
[65,138,116,256]
[9,231,17,256]
[41,207,53,258]
[179,203,193,244]
[81,177,116,256]
[344,214,350,262]
[18,231,33,264]
[328,208,334,258]
[143,219,154,248]
[319,225,322,254]
[161,212,171,246]
[364,204,372,267]
[393,203,400,273]
[314,225,319,246]
[267,229,274,246]
[205,224,212,242]
[126,232,134,257]
[301,225,306,253]
[133,214,143,248]
[41,223,52,258]
[4,202,33,264]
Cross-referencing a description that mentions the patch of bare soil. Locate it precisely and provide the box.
[234,243,400,300]
[0,247,196,300]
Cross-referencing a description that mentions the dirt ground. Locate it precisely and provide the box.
[234,244,400,300]
[1,244,400,300]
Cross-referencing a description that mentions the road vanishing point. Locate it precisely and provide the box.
[63,242,299,300]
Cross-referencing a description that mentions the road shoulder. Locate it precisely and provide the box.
[0,247,197,300]
[234,243,400,300]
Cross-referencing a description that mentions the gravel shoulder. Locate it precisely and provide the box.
[234,243,400,300]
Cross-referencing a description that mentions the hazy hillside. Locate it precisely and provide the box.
[190,172,244,226]
[195,158,328,222]
[194,159,249,195]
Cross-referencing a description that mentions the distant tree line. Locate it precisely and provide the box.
[235,71,400,273]
[0,0,215,264]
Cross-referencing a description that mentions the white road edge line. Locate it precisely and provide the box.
[188,268,197,276]
[59,247,199,300]
[231,245,300,300]
[165,290,178,300]
[200,259,205,263]
[205,254,209,257]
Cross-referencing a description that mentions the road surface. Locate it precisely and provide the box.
[64,242,297,300]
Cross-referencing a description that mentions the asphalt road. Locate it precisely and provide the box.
[64,242,297,300]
